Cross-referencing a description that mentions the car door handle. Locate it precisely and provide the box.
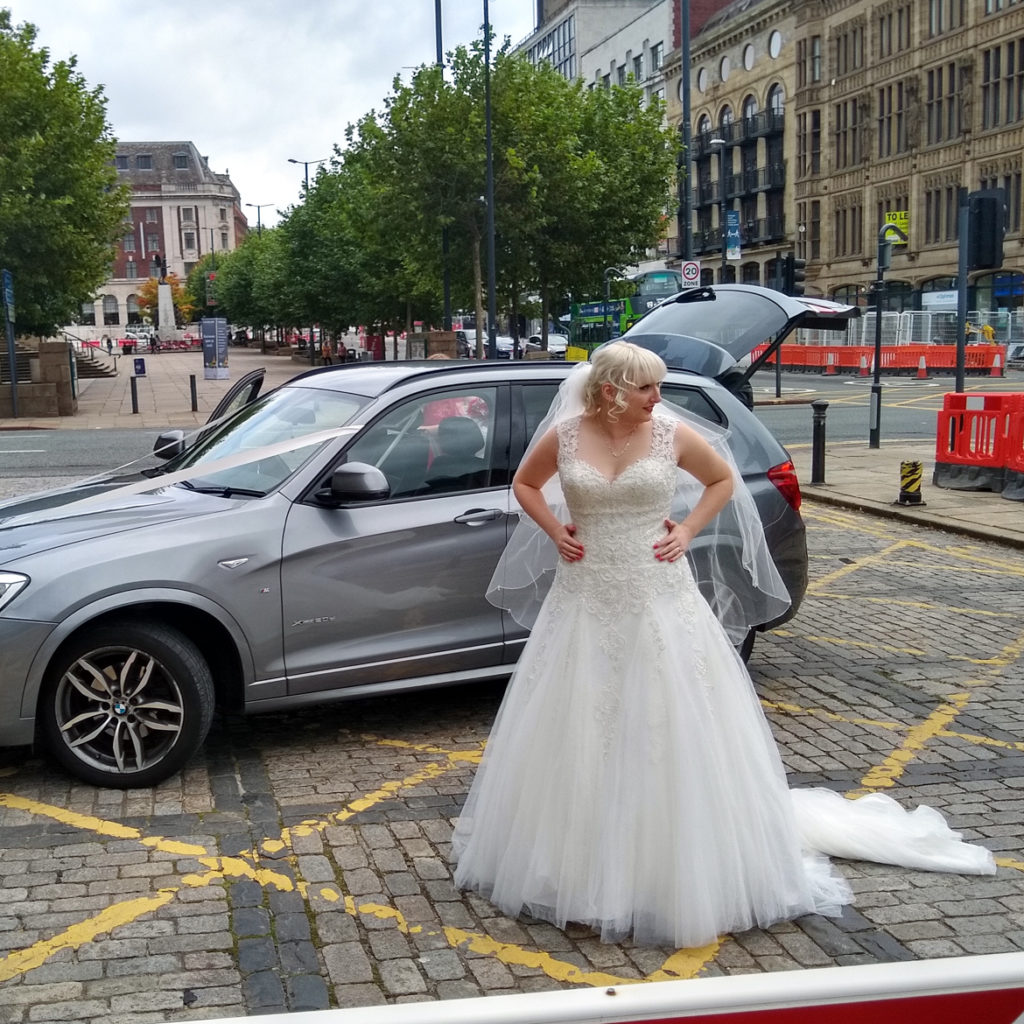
[454,508,503,525]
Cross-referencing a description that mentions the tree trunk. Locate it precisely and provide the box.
[541,290,550,351]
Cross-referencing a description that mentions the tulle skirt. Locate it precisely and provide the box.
[452,574,995,949]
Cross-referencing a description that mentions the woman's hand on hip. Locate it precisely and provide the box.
[554,523,584,562]
[654,518,693,562]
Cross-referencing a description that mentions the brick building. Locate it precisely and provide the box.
[79,141,246,333]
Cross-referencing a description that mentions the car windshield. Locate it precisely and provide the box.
[165,384,368,494]
[630,290,790,359]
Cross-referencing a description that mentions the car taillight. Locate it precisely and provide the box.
[767,460,802,512]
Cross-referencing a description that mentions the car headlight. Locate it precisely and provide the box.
[0,572,29,612]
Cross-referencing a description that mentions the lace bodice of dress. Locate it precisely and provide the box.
[553,414,697,618]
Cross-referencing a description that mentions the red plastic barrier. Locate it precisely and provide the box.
[753,344,1007,375]
[1002,400,1024,500]
[934,392,1023,492]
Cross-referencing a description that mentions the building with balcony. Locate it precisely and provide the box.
[79,142,247,331]
[526,0,1024,315]
[665,0,1024,313]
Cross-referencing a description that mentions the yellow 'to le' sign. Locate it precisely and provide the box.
[885,210,909,243]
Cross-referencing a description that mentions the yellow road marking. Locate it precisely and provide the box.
[850,693,971,796]
[806,540,905,594]
[0,889,178,983]
[811,592,1016,619]
[761,699,903,733]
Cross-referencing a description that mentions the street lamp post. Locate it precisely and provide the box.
[603,267,622,342]
[245,203,272,236]
[869,222,909,449]
[710,137,727,283]
[288,158,328,364]
[287,157,328,194]
[483,0,497,361]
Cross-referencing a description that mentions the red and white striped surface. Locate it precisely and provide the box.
[198,952,1024,1024]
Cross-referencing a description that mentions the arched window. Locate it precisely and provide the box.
[126,295,142,325]
[741,261,760,284]
[832,284,868,307]
[767,84,784,115]
[696,113,711,137]
[972,270,1024,312]
[742,94,758,121]
[883,281,913,312]
[719,105,733,130]
[78,300,97,326]
[102,295,120,326]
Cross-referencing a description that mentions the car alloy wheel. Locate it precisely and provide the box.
[42,622,215,788]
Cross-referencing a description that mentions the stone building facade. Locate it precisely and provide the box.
[526,0,1024,313]
[79,142,246,333]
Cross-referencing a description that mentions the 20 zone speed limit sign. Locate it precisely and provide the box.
[681,260,701,285]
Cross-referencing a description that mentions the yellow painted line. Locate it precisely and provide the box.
[850,693,971,796]
[938,729,1024,755]
[446,927,639,987]
[645,941,723,980]
[0,888,178,983]
[996,857,1024,873]
[806,540,905,594]
[761,699,903,733]
[791,633,927,656]
[811,591,1016,619]
[0,793,207,856]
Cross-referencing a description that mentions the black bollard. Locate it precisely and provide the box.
[189,373,198,412]
[811,399,829,485]
[130,375,139,415]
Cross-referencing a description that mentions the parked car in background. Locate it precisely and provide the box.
[524,332,569,358]
[0,349,807,788]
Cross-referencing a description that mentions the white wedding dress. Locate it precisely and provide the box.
[452,414,995,949]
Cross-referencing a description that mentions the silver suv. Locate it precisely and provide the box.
[0,356,808,788]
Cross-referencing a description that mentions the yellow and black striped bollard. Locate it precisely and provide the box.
[895,459,926,506]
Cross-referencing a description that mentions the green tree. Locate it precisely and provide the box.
[0,11,127,336]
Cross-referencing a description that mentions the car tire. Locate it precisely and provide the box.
[41,621,215,788]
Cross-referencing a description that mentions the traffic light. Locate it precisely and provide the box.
[968,189,1006,270]
[783,254,807,296]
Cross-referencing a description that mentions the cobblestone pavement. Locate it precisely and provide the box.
[0,505,1023,1023]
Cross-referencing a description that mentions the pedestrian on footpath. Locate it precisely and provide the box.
[453,342,996,949]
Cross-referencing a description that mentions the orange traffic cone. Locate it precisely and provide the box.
[990,352,1003,377]
[824,352,837,375]
[858,354,870,377]
[916,355,929,380]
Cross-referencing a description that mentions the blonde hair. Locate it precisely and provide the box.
[583,342,666,420]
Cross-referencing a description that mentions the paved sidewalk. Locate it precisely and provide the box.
[0,345,311,431]
[788,440,1024,550]
[2,347,1020,548]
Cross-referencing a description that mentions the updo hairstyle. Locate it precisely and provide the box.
[583,342,666,421]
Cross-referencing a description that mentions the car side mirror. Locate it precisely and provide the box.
[153,430,186,460]
[317,462,391,506]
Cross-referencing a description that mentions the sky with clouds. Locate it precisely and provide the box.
[8,0,537,228]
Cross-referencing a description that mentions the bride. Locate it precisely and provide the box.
[451,342,995,949]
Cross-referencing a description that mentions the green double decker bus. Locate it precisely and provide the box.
[568,270,683,356]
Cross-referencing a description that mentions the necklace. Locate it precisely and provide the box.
[599,421,639,458]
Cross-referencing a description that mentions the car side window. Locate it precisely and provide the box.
[659,384,725,426]
[346,386,499,499]
[511,382,561,474]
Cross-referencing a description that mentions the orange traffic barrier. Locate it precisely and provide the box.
[934,393,1023,492]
